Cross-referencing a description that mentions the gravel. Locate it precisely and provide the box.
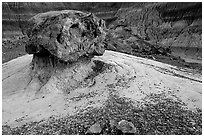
[2,93,202,135]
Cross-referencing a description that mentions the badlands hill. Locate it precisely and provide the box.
[2,50,202,135]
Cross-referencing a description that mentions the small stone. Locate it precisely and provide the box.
[110,119,116,128]
[117,120,137,134]
[190,119,196,126]
[86,122,102,134]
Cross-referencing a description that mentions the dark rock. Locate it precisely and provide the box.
[25,10,107,62]
[117,120,137,134]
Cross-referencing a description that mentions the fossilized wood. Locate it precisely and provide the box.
[25,10,107,62]
[24,10,107,87]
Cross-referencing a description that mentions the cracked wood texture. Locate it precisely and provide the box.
[25,10,107,62]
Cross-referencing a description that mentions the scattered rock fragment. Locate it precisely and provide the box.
[117,120,137,134]
[86,122,102,134]
[109,119,116,128]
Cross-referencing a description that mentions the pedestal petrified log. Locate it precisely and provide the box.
[25,10,107,88]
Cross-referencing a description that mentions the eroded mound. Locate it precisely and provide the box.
[2,50,202,133]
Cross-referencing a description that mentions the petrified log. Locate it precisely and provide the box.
[25,10,107,87]
[25,10,107,62]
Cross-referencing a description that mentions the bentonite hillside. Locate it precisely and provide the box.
[2,2,202,135]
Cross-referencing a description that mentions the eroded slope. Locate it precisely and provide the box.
[2,50,202,128]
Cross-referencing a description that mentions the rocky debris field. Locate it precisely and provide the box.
[2,93,202,135]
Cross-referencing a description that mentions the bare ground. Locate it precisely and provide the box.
[2,93,202,135]
[2,50,202,135]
